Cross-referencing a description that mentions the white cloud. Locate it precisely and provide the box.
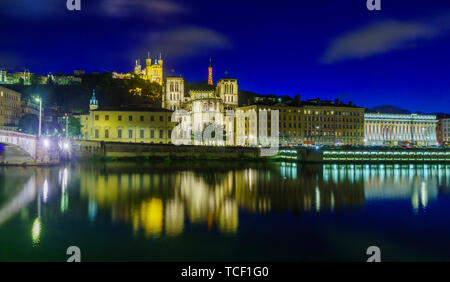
[137,26,232,59]
[321,13,450,64]
[102,0,188,18]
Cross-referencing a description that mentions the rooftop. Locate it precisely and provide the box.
[242,98,364,109]
[92,105,173,113]
[189,84,216,92]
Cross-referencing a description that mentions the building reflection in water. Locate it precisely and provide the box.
[3,163,447,242]
[78,163,450,238]
[78,162,369,238]
[322,164,450,213]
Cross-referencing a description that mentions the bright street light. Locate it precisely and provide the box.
[43,138,50,148]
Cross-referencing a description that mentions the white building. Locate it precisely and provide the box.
[439,118,450,145]
[162,76,239,145]
[364,113,438,146]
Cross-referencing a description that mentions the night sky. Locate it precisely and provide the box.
[1,0,449,113]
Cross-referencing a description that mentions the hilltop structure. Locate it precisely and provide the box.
[112,53,164,85]
[0,68,81,86]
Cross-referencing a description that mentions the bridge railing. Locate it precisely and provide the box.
[0,129,37,140]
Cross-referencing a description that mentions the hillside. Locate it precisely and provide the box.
[7,73,162,113]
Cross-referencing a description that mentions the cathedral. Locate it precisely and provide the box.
[162,61,239,145]
[133,53,163,85]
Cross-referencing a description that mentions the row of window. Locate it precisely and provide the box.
[273,108,363,116]
[168,82,181,92]
[94,128,171,139]
[0,91,20,101]
[240,121,363,130]
[239,130,364,138]
[94,114,168,122]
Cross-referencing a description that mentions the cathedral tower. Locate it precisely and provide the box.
[146,52,151,67]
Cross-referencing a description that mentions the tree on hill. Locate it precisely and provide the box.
[371,105,411,114]
[9,72,163,113]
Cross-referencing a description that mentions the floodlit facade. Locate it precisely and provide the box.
[364,113,438,146]
[236,99,365,146]
[163,71,239,145]
[81,91,175,144]
[437,118,450,146]
[0,86,24,130]
[134,53,163,85]
[0,69,81,85]
[0,69,31,85]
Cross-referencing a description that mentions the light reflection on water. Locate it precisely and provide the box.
[0,162,449,261]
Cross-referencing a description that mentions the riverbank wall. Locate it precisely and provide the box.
[73,140,263,161]
[73,141,450,163]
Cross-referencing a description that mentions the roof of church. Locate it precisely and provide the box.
[189,84,216,92]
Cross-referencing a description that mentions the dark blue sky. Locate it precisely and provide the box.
[1,0,449,113]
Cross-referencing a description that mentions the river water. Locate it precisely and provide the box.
[0,161,449,261]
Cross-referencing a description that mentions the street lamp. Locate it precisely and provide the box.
[65,114,69,138]
[34,96,42,137]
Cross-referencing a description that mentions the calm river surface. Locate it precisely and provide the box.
[0,161,450,262]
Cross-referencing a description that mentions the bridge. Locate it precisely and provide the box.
[0,129,70,165]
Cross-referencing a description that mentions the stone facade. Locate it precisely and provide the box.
[163,76,239,145]
[236,99,365,147]
[364,113,438,146]
[80,91,175,144]
[437,118,450,146]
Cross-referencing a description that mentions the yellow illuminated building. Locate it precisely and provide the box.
[0,86,24,130]
[80,90,175,144]
[237,98,365,146]
[133,52,163,85]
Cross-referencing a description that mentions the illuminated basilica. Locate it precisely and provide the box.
[133,52,164,85]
